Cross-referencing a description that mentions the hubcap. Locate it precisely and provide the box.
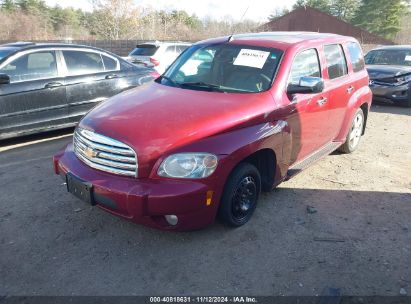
[232,176,257,220]
[349,112,363,149]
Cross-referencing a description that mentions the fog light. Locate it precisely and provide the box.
[165,215,178,226]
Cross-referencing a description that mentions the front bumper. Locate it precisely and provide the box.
[53,144,222,231]
[370,82,411,105]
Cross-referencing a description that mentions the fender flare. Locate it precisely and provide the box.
[337,85,372,140]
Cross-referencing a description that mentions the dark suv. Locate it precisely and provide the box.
[0,42,157,139]
[365,45,411,108]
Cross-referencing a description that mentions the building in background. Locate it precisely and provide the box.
[260,7,393,47]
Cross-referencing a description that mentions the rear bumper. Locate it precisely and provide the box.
[370,82,411,105]
[53,144,221,231]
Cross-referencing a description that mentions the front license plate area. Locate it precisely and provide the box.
[66,173,95,205]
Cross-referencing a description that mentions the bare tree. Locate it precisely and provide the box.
[0,0,262,41]
[91,0,140,39]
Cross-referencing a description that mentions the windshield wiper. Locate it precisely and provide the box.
[179,81,223,91]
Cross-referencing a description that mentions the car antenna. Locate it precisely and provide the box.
[228,5,249,42]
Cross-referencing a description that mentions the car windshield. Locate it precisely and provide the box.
[159,43,283,93]
[130,45,159,56]
[365,49,411,66]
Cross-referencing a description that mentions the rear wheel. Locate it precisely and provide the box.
[218,163,261,227]
[339,108,364,154]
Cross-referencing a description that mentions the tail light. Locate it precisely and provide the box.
[150,57,160,66]
[150,71,160,79]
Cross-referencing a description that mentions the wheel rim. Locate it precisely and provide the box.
[231,176,257,221]
[349,112,363,149]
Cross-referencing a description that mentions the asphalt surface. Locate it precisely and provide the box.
[0,105,410,296]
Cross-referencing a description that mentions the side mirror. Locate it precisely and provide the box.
[287,76,324,94]
[0,73,10,85]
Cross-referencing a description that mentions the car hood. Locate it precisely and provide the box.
[366,65,411,80]
[79,82,275,176]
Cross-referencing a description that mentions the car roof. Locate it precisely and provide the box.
[0,42,117,54]
[0,46,20,52]
[369,45,411,51]
[2,42,36,47]
[197,31,357,50]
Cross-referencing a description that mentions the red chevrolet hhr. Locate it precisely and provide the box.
[53,32,372,231]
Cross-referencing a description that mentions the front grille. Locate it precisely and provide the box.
[73,128,137,177]
[373,79,395,86]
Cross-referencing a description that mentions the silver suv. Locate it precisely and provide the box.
[125,41,191,74]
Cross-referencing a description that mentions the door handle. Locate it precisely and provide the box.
[317,97,328,106]
[347,86,355,93]
[105,74,118,79]
[44,82,63,89]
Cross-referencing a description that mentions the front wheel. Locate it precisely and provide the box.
[218,163,261,227]
[399,99,411,108]
[339,108,365,154]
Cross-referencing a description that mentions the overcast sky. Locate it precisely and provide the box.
[44,0,296,22]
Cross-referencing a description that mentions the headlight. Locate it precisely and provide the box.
[396,74,411,85]
[158,153,218,179]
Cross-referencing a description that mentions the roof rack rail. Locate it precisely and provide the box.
[136,40,191,47]
[2,41,36,47]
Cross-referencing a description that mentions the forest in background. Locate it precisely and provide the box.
[0,0,259,41]
[0,0,410,42]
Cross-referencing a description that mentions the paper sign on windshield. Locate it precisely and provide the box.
[405,55,411,62]
[233,49,270,69]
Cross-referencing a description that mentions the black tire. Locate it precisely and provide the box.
[338,108,365,154]
[218,163,261,227]
[399,99,411,108]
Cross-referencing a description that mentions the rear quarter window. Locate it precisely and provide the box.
[176,45,189,53]
[165,46,177,55]
[102,55,118,71]
[324,44,348,79]
[347,42,365,72]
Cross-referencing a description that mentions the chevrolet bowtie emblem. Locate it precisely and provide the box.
[85,147,99,158]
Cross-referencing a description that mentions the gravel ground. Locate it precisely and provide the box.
[0,104,410,296]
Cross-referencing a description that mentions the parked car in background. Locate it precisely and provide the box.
[124,41,191,74]
[0,42,158,140]
[365,45,411,107]
[54,32,372,231]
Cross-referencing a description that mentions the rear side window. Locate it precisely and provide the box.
[165,46,176,55]
[63,51,104,76]
[347,42,365,72]
[324,44,348,79]
[289,48,321,85]
[102,55,118,71]
[130,45,159,56]
[0,51,57,82]
[176,45,189,53]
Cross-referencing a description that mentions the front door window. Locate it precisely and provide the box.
[0,51,57,83]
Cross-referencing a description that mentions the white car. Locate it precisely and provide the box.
[124,41,191,74]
